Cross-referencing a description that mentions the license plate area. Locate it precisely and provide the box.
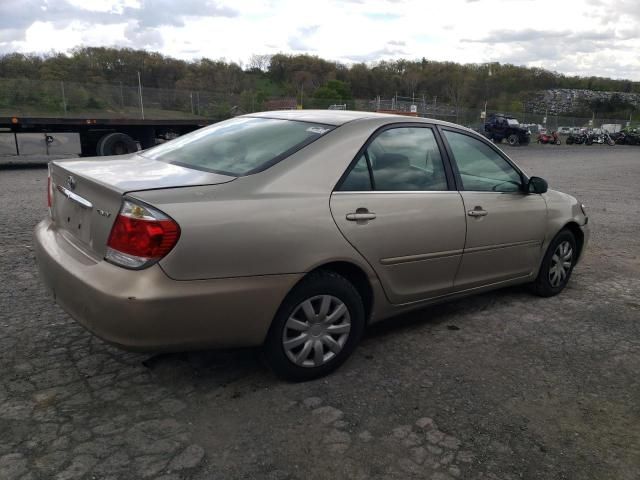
[56,188,92,245]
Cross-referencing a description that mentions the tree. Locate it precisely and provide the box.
[313,80,352,100]
[247,54,272,72]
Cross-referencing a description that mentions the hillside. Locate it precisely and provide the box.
[1,47,638,120]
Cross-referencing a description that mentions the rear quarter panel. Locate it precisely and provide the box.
[132,118,397,281]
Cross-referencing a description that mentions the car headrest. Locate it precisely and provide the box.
[375,153,410,170]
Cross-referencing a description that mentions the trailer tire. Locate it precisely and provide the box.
[97,132,138,156]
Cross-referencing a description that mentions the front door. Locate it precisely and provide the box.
[441,129,547,290]
[330,126,466,304]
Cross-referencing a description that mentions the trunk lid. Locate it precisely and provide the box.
[49,155,235,257]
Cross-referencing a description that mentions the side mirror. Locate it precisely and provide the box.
[527,176,548,194]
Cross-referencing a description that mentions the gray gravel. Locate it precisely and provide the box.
[1,144,639,480]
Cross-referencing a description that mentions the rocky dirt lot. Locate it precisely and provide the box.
[0,145,639,480]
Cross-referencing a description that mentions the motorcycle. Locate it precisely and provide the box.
[613,132,640,145]
[585,131,615,146]
[565,133,587,145]
[537,131,561,145]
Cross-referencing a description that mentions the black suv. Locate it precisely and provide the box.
[484,114,530,146]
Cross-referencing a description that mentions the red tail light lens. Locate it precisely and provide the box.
[105,200,180,269]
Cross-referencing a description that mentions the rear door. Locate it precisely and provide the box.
[440,128,547,290]
[330,125,466,304]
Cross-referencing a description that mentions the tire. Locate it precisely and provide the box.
[566,137,574,145]
[532,229,577,297]
[97,132,138,156]
[607,138,615,146]
[263,270,365,382]
[507,134,519,146]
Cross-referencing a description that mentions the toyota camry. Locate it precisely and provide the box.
[35,110,589,381]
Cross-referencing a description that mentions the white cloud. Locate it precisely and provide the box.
[0,0,639,80]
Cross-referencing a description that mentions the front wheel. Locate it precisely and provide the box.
[263,271,365,381]
[508,134,520,146]
[532,229,577,297]
[607,138,615,146]
[566,137,574,145]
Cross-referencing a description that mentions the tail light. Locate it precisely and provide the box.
[105,199,180,269]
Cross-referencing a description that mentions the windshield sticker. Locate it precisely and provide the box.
[306,126,331,135]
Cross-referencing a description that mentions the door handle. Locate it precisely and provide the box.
[346,210,376,221]
[467,207,488,217]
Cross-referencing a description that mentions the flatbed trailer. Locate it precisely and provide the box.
[0,115,210,165]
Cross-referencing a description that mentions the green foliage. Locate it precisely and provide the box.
[1,47,639,118]
[313,80,352,100]
[86,97,103,109]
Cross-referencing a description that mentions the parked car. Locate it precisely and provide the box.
[557,127,572,135]
[484,114,531,145]
[35,111,589,381]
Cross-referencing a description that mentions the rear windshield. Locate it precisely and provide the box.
[140,117,334,176]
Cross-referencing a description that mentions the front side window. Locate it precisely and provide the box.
[339,127,447,191]
[141,117,334,176]
[443,130,523,192]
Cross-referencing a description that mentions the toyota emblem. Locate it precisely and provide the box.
[65,175,76,191]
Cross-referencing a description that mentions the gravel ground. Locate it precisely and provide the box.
[0,144,639,480]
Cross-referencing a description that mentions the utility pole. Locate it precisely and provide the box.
[60,81,67,115]
[137,71,145,120]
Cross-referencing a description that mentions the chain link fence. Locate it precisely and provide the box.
[369,95,634,131]
[0,78,249,120]
[0,78,634,131]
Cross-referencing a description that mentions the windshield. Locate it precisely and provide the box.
[507,118,519,127]
[141,117,335,176]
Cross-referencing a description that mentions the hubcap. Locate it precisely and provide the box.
[282,295,351,368]
[549,241,573,287]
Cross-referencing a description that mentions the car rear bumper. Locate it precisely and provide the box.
[34,218,302,352]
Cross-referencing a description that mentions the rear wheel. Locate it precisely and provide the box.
[532,229,577,297]
[97,132,138,156]
[263,271,365,381]
[507,134,519,146]
[566,137,574,145]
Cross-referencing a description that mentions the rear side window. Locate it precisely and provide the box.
[141,117,334,176]
[339,127,448,191]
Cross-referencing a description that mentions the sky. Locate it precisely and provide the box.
[0,0,639,80]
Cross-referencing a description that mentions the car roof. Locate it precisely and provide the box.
[242,109,479,135]
[245,109,415,126]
